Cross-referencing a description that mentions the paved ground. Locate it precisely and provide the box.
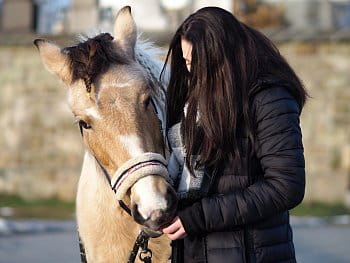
[0,225,349,262]
[293,225,350,263]
[0,231,80,263]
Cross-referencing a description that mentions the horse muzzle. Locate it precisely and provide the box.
[110,152,178,231]
[131,182,178,231]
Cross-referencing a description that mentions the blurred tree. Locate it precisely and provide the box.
[233,0,285,29]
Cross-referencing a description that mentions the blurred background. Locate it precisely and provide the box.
[0,0,349,262]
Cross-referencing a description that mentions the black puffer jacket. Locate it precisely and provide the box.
[174,85,305,263]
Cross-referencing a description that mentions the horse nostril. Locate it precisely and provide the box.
[150,209,163,221]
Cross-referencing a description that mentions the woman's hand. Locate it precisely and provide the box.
[162,216,187,240]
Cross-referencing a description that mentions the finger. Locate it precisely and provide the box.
[162,218,180,234]
[167,229,187,240]
[162,222,180,234]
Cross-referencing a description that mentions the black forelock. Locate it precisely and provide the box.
[63,33,128,86]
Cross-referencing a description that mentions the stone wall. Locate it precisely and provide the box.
[0,46,83,201]
[279,42,350,204]
[0,40,349,204]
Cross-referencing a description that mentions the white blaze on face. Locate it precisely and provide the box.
[99,80,132,90]
[115,81,132,88]
[85,107,102,120]
[133,176,167,220]
[119,134,144,157]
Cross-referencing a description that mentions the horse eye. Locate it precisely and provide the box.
[79,120,92,129]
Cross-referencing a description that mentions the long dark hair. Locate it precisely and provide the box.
[161,7,307,173]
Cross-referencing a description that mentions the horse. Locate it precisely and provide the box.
[34,6,177,262]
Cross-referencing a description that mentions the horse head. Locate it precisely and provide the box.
[34,6,177,232]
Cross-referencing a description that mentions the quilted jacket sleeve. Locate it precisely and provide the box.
[178,86,305,235]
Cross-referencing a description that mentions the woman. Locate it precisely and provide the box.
[161,6,307,263]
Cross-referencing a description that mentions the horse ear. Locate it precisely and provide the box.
[113,6,137,58]
[33,39,71,84]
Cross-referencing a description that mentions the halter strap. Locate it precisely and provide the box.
[111,152,169,200]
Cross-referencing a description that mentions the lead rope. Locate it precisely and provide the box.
[128,229,153,263]
[79,235,88,263]
[78,229,152,263]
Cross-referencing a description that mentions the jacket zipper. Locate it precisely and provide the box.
[204,235,208,263]
[243,228,249,263]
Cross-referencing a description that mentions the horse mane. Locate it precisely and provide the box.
[134,37,168,100]
[134,36,169,144]
[63,33,128,92]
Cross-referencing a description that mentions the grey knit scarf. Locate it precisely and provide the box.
[167,122,213,200]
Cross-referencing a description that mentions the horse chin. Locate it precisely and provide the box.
[144,215,174,231]
[141,227,163,238]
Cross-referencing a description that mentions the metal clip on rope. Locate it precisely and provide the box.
[139,238,152,263]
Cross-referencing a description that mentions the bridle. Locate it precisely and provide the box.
[77,91,170,262]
